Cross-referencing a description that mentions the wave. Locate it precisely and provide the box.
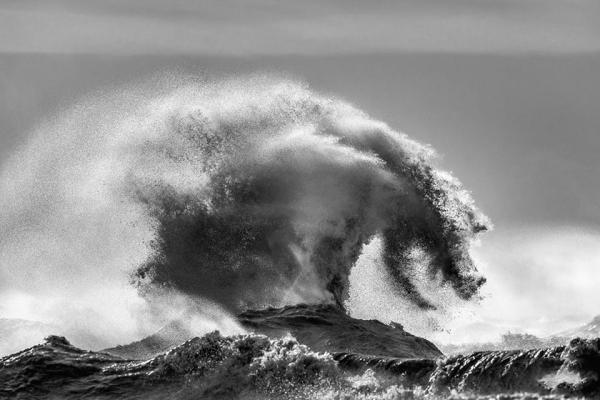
[2,330,598,399]
[103,304,443,360]
[0,74,489,348]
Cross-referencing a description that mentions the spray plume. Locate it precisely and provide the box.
[0,75,489,349]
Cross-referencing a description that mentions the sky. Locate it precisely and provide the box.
[2,0,600,54]
[1,0,600,343]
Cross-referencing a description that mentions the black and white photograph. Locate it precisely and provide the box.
[1,1,599,399]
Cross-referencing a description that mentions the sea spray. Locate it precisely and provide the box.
[0,75,490,350]
[131,76,490,311]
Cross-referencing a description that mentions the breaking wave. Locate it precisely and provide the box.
[0,75,489,348]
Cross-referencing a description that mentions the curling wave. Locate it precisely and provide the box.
[0,75,489,348]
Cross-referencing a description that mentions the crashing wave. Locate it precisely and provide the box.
[127,77,490,311]
[0,75,490,348]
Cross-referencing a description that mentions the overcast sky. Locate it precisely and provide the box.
[1,0,600,340]
[2,0,600,54]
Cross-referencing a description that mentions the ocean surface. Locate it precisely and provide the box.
[1,304,599,399]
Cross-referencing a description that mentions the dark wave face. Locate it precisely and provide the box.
[129,77,490,311]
